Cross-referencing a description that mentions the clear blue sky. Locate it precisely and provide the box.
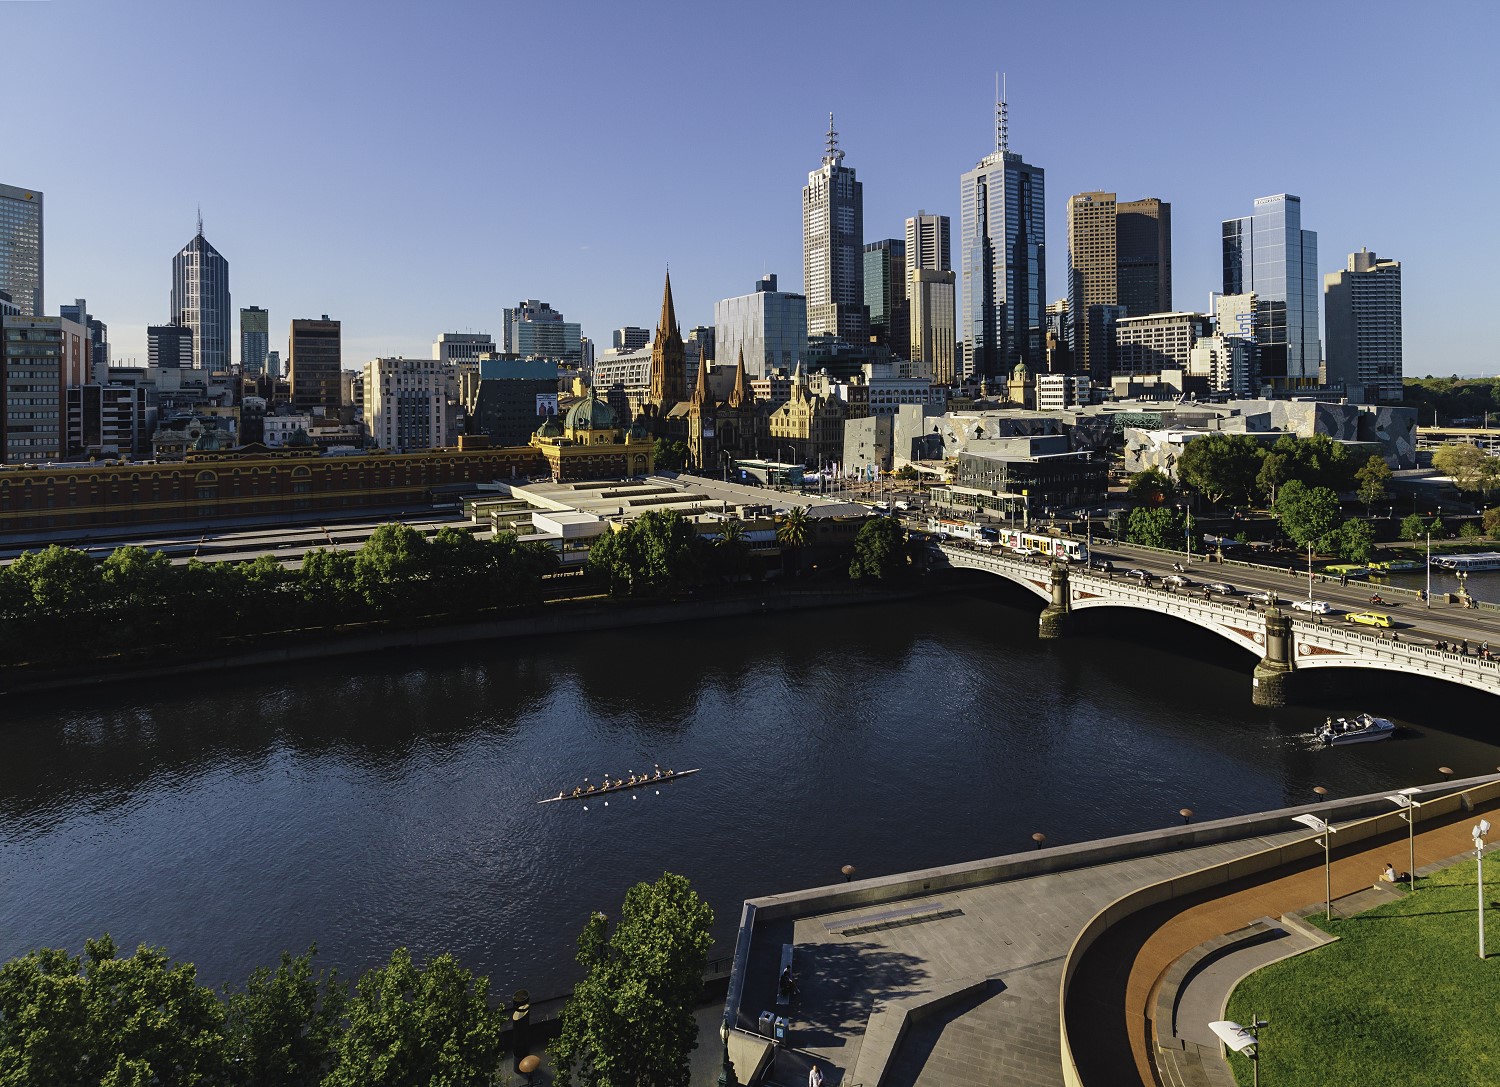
[7,0,1497,376]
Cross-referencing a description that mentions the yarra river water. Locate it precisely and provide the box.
[3,578,1499,997]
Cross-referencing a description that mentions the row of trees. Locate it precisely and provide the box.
[0,525,560,667]
[1403,377,1500,424]
[1163,433,1369,509]
[0,874,715,1087]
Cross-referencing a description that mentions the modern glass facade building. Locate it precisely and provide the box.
[960,101,1045,384]
[802,116,867,343]
[1222,194,1319,390]
[502,300,582,366]
[863,240,908,352]
[240,306,269,374]
[714,274,807,380]
[0,183,43,318]
[171,219,231,371]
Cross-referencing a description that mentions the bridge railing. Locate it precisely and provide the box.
[1292,617,1500,678]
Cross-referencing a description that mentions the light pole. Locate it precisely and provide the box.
[1426,531,1433,609]
[1307,539,1314,604]
[1296,786,1337,921]
[1475,819,1491,959]
[1384,788,1423,892]
[1210,1018,1267,1087]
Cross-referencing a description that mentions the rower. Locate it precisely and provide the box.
[573,787,582,798]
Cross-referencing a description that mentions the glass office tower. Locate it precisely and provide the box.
[1222,194,1319,390]
[960,99,1045,384]
[171,216,231,371]
[0,183,43,317]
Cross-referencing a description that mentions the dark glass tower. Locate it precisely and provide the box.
[1222,194,1319,390]
[171,213,231,371]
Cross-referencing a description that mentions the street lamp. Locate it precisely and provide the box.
[1426,531,1433,609]
[1296,791,1338,921]
[841,864,856,883]
[1307,539,1315,605]
[1474,819,1491,959]
[1179,808,1194,826]
[1032,832,1046,850]
[1210,1018,1268,1087]
[1384,787,1423,893]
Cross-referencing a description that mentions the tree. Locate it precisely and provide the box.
[324,948,502,1087]
[651,439,688,472]
[1333,518,1376,563]
[1429,516,1446,539]
[848,516,907,580]
[1270,434,1357,493]
[1354,455,1392,514]
[1271,480,1341,550]
[1125,506,1184,550]
[1432,442,1500,496]
[776,507,811,577]
[352,524,430,616]
[1399,512,1429,542]
[1483,507,1500,537]
[223,947,345,1087]
[1256,452,1290,505]
[1175,434,1261,508]
[708,520,752,582]
[1460,520,1483,538]
[551,873,714,1087]
[1125,468,1174,507]
[585,511,702,597]
[0,935,227,1087]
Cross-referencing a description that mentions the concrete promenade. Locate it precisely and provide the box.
[724,776,1500,1087]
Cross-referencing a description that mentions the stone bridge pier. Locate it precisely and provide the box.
[1038,562,1071,639]
[1251,609,1295,707]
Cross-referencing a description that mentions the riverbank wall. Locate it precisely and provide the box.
[2,583,930,697]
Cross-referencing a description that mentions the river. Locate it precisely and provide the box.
[2,577,1497,996]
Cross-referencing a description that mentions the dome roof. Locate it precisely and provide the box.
[565,390,617,431]
[536,413,563,437]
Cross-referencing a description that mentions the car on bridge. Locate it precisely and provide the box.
[1206,582,1236,595]
[1164,574,1193,588]
[1125,568,1152,582]
[1292,599,1333,615]
[1345,611,1393,628]
[1246,589,1276,605]
[1011,545,1038,557]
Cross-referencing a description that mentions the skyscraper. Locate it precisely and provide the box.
[1324,248,1402,402]
[147,324,193,369]
[1116,198,1172,316]
[910,269,957,385]
[60,299,109,376]
[289,317,342,416]
[1066,192,1173,381]
[501,300,582,365]
[802,115,867,343]
[1222,194,1319,390]
[714,274,807,380]
[960,89,1045,384]
[240,306,269,374]
[171,213,231,371]
[905,211,951,276]
[0,183,43,317]
[863,239,908,351]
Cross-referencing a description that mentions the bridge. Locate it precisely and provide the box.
[933,542,1500,704]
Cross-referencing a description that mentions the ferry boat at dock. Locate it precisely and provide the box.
[1433,552,1500,573]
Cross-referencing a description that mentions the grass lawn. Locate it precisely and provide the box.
[1225,858,1499,1086]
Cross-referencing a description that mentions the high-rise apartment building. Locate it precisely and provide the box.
[613,327,650,352]
[1222,194,1319,390]
[1066,192,1173,381]
[170,214,231,371]
[1117,198,1172,316]
[1114,312,1210,376]
[363,357,446,452]
[863,239,908,351]
[1323,248,1402,402]
[0,183,43,317]
[59,299,109,377]
[240,306,269,375]
[502,300,582,365]
[960,92,1045,383]
[910,269,957,385]
[147,324,194,369]
[803,115,867,343]
[289,317,342,416]
[1,314,87,463]
[432,332,494,365]
[714,274,808,380]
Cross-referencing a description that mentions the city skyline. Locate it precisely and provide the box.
[5,0,1496,374]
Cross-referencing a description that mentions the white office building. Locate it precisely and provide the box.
[363,357,447,452]
[714,274,808,380]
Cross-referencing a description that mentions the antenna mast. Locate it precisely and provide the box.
[995,73,1009,155]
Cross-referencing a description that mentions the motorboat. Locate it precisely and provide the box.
[1315,713,1396,746]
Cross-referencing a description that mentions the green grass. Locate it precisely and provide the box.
[1225,858,1500,1086]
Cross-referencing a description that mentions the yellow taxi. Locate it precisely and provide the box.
[1345,611,1393,629]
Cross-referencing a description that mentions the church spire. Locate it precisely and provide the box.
[649,266,687,405]
[728,347,750,409]
[692,345,710,406]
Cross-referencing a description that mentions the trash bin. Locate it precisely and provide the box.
[758,1010,775,1037]
[774,1016,789,1043]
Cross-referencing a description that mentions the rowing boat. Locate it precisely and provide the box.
[539,768,702,805]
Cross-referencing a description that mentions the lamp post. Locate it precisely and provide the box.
[1384,788,1423,892]
[1211,1018,1268,1087]
[1032,832,1046,850]
[1426,531,1433,609]
[1179,808,1194,826]
[1475,819,1491,959]
[1297,786,1337,921]
[1307,539,1314,605]
[841,864,856,883]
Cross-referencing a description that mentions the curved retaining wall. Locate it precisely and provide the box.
[1056,774,1500,1087]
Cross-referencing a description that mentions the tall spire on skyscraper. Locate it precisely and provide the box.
[995,73,1008,155]
[822,112,844,167]
[196,205,204,239]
